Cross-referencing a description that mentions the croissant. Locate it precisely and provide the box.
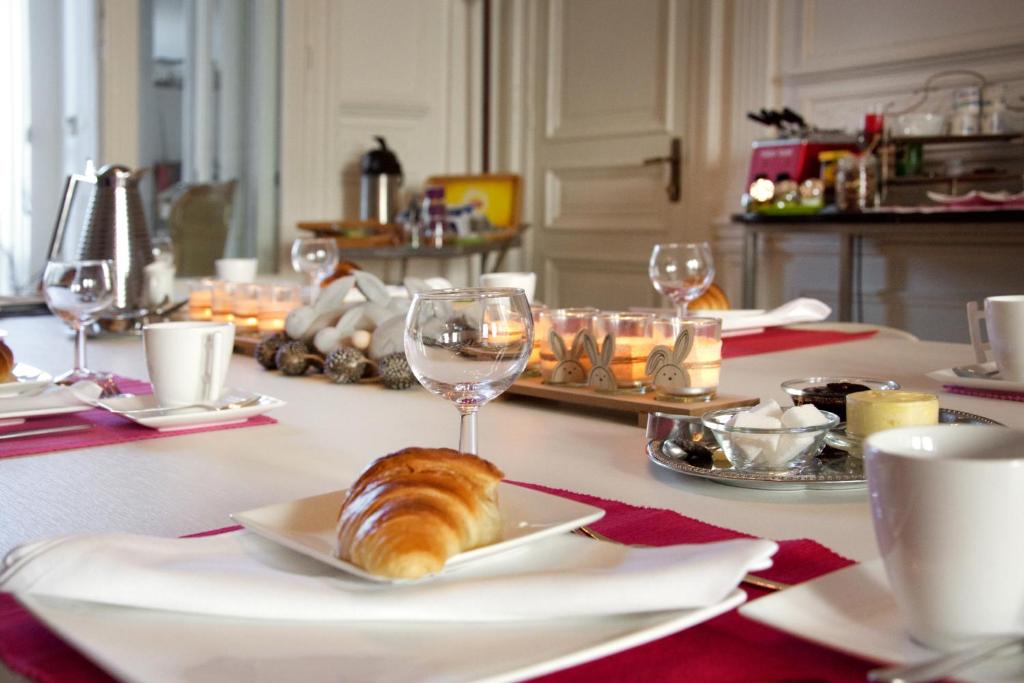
[0,340,14,382]
[335,447,504,579]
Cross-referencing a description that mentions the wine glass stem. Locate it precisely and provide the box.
[309,274,319,304]
[74,324,88,372]
[675,301,688,318]
[458,406,478,455]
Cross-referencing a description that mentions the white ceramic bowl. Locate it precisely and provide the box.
[895,113,946,136]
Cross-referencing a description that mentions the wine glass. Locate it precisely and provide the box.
[42,260,115,385]
[290,237,339,303]
[404,288,533,455]
[649,242,715,317]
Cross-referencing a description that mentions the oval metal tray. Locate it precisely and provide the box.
[824,408,1005,455]
[647,439,866,491]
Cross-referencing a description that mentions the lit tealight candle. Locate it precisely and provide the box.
[257,284,301,333]
[540,308,597,384]
[649,316,722,399]
[593,313,655,389]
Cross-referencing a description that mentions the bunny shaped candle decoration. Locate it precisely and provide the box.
[646,317,722,401]
[547,329,588,385]
[583,331,617,393]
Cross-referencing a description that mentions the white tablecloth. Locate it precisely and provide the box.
[1,315,1018,565]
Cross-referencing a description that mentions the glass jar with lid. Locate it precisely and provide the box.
[835,153,879,212]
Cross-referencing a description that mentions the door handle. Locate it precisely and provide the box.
[642,137,681,203]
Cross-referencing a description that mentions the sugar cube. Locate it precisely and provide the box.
[730,412,781,461]
[781,403,831,429]
[749,399,784,421]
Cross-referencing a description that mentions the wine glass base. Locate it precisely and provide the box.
[54,370,121,397]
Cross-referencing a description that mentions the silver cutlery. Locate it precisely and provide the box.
[867,634,1024,683]
[0,424,93,440]
[113,395,262,417]
[570,526,791,592]
[952,364,999,379]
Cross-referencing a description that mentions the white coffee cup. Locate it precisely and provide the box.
[865,425,1024,651]
[479,272,536,302]
[143,321,235,406]
[967,295,1024,381]
[215,258,258,283]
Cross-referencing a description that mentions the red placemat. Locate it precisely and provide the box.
[0,378,277,461]
[943,384,1024,402]
[723,327,877,359]
[0,486,873,683]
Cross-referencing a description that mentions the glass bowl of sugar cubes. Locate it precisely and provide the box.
[701,400,839,472]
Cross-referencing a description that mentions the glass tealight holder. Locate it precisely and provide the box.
[540,307,597,385]
[187,278,215,321]
[258,283,301,333]
[592,312,655,390]
[231,284,262,334]
[210,280,237,323]
[526,304,549,376]
[648,316,722,400]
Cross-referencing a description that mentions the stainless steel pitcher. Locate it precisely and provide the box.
[47,164,154,319]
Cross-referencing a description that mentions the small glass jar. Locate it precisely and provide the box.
[210,281,237,323]
[649,316,722,400]
[187,278,215,321]
[231,284,262,334]
[835,153,879,212]
[258,284,301,333]
[591,312,655,390]
[540,307,597,385]
[526,304,549,376]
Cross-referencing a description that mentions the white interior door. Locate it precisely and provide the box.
[529,0,689,309]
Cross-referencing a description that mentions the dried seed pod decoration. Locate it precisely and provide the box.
[324,347,370,384]
[276,340,321,376]
[378,353,417,390]
[254,333,288,370]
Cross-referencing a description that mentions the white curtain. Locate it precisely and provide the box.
[0,0,30,294]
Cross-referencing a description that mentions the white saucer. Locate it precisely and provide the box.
[0,363,54,399]
[927,364,1024,393]
[740,560,1024,683]
[98,392,284,431]
[231,483,606,583]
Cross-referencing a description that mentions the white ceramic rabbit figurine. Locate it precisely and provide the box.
[548,329,587,385]
[583,331,617,392]
[645,328,694,394]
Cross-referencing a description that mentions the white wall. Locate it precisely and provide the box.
[712,0,1024,342]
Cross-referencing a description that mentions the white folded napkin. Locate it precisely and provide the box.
[0,531,776,622]
[698,298,831,332]
[1,381,101,412]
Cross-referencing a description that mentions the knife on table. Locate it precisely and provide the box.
[0,424,93,440]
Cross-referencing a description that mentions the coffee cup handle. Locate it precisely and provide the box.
[966,301,991,364]
[201,329,227,402]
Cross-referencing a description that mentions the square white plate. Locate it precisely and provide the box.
[740,559,1024,683]
[0,384,92,420]
[928,365,1024,393]
[18,565,743,683]
[0,363,53,398]
[231,483,606,583]
[98,393,284,431]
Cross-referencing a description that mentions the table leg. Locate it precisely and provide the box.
[399,258,408,283]
[742,228,758,309]
[490,246,510,273]
[838,233,854,322]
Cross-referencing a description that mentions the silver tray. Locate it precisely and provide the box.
[647,439,866,491]
[824,408,1005,455]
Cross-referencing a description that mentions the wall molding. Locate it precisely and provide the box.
[785,0,1024,84]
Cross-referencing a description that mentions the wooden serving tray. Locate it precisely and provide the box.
[507,374,757,425]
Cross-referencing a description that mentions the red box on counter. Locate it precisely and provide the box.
[747,137,858,185]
